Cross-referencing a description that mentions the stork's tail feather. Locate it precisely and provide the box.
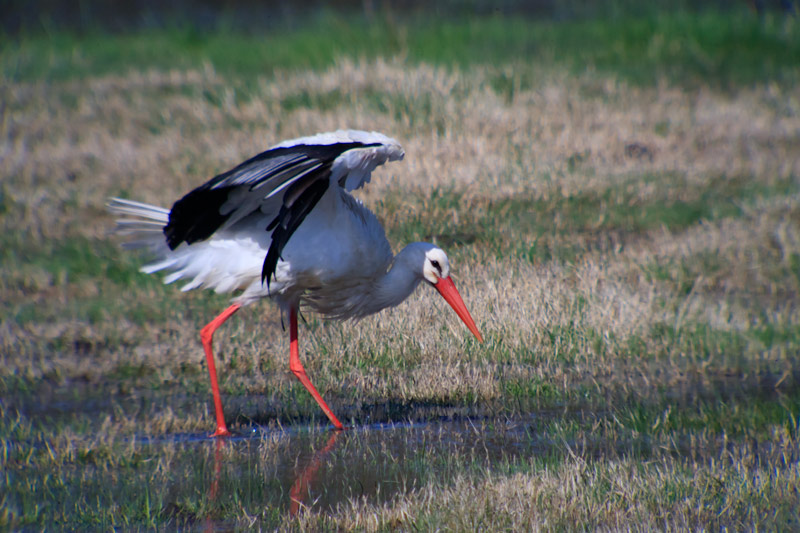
[108,197,264,296]
[107,197,170,251]
[108,197,169,224]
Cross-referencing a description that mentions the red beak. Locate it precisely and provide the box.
[433,276,484,342]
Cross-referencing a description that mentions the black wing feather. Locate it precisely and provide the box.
[262,175,330,287]
[163,140,379,286]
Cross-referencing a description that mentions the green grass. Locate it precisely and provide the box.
[4,402,795,530]
[379,172,799,265]
[3,8,799,87]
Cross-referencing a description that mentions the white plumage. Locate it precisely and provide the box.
[109,129,482,435]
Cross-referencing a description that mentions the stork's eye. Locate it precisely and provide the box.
[431,259,442,274]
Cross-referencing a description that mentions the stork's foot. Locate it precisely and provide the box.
[210,426,232,438]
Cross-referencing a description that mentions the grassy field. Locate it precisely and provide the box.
[2,5,800,530]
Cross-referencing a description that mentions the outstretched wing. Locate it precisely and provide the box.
[163,129,404,286]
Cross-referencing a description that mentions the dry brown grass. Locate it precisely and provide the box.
[3,57,799,419]
[4,59,798,232]
[2,57,799,528]
[296,437,800,532]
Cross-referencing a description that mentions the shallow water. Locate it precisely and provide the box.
[130,412,716,524]
[141,418,550,518]
[8,374,797,527]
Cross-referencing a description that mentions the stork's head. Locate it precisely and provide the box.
[410,243,483,343]
[422,247,451,285]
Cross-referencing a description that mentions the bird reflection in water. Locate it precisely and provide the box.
[202,430,343,521]
[289,431,342,516]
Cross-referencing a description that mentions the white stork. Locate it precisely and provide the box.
[109,129,483,436]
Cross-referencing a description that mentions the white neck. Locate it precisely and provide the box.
[368,243,429,314]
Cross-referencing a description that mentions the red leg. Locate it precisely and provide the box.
[289,307,344,430]
[200,303,241,437]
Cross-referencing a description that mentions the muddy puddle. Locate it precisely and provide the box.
[10,377,794,526]
[135,419,544,518]
[129,415,680,521]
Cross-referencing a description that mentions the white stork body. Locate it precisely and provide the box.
[116,180,402,316]
[110,130,482,435]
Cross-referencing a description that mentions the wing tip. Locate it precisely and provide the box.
[271,129,403,152]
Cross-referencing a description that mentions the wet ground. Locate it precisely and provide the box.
[5,374,798,527]
[130,413,705,522]
[136,418,550,518]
